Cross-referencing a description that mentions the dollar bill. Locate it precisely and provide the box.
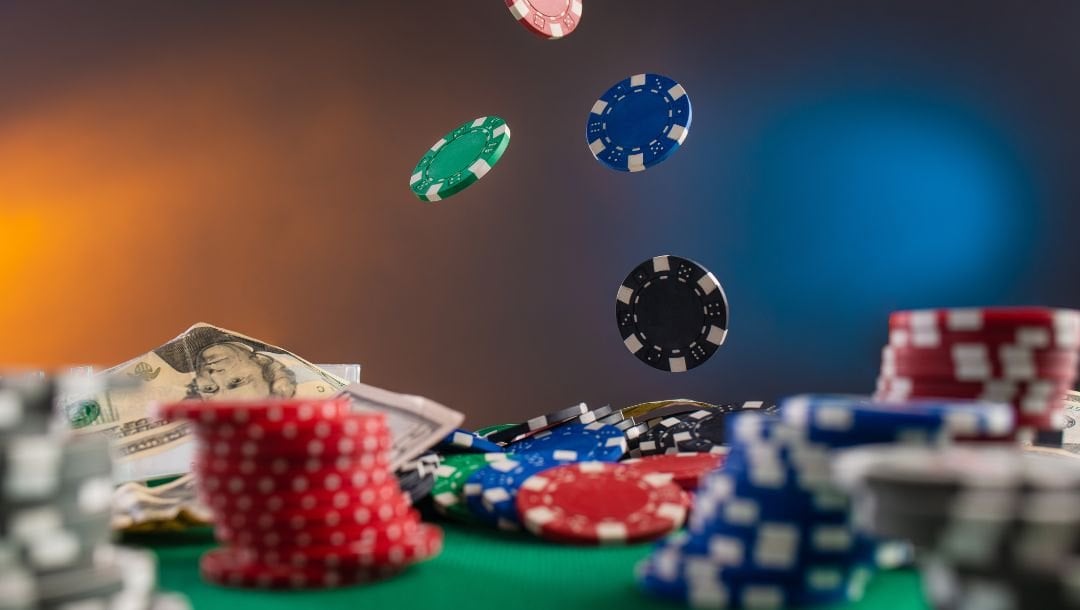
[341,382,463,469]
[1062,389,1080,454]
[64,323,350,482]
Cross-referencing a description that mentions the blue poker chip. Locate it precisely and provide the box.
[437,428,505,454]
[778,394,1015,446]
[463,451,580,529]
[586,73,692,172]
[505,422,627,462]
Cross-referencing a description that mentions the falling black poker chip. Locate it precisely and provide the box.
[615,255,729,372]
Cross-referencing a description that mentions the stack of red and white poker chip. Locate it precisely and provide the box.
[875,307,1080,440]
[157,397,442,590]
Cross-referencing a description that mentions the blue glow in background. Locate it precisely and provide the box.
[0,1,1076,422]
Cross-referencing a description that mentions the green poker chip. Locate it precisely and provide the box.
[409,116,511,202]
[475,423,515,438]
[432,452,512,522]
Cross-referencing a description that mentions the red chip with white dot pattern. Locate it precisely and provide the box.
[621,452,726,491]
[161,397,443,589]
[515,461,690,545]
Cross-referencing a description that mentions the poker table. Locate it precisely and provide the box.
[138,524,930,610]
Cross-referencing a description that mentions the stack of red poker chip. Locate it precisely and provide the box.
[156,397,443,590]
[874,307,1080,439]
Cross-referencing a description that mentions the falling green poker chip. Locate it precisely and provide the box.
[409,116,511,202]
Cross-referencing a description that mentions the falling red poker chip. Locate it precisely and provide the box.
[620,452,726,491]
[516,462,690,545]
[504,0,582,40]
[157,396,355,426]
[200,547,405,590]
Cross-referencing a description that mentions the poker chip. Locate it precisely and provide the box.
[475,423,515,438]
[780,394,1016,444]
[505,0,582,39]
[615,255,728,372]
[880,345,1078,382]
[200,547,405,590]
[2,375,191,609]
[483,403,590,444]
[888,307,1080,350]
[621,399,724,420]
[637,398,991,608]
[437,428,505,454]
[834,445,1080,609]
[409,116,510,202]
[633,403,765,456]
[621,452,726,491]
[463,451,579,529]
[516,461,690,544]
[431,453,513,521]
[876,306,1080,441]
[574,404,616,424]
[155,396,352,425]
[214,513,423,549]
[586,73,692,172]
[230,523,443,568]
[505,422,627,462]
[161,396,443,589]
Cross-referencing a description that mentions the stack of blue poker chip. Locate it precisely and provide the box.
[636,394,1016,609]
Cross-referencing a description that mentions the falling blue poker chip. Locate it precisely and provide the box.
[586,73,692,172]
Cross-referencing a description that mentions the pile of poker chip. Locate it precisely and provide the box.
[636,394,1015,608]
[427,400,771,543]
[0,375,190,610]
[876,307,1080,441]
[836,444,1080,610]
[158,396,443,590]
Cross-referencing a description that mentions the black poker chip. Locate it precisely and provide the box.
[615,255,728,372]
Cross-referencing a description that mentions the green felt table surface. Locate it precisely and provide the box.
[135,524,932,610]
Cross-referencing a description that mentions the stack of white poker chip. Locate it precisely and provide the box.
[0,374,192,610]
[835,444,1080,610]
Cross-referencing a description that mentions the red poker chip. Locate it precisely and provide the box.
[874,376,1073,402]
[879,360,1077,384]
[515,462,690,545]
[194,464,393,496]
[215,513,422,549]
[890,307,1080,330]
[220,494,413,531]
[620,452,725,491]
[504,0,582,40]
[200,547,404,590]
[230,522,443,568]
[887,309,1080,351]
[192,413,388,442]
[195,430,391,461]
[201,480,404,513]
[194,454,384,477]
[882,345,1078,380]
[157,396,355,426]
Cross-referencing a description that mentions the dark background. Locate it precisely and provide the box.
[1,1,1078,426]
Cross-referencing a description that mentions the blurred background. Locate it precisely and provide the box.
[1,0,1078,425]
